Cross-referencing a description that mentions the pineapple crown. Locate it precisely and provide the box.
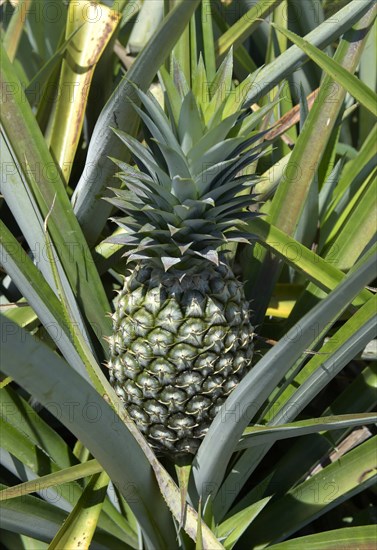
[106,52,269,272]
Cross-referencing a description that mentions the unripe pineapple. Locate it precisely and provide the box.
[107,54,266,456]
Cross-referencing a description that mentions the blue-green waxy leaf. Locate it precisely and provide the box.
[159,66,182,127]
[188,113,240,165]
[192,54,210,114]
[236,413,377,450]
[171,54,190,99]
[318,158,345,219]
[206,48,234,122]
[0,222,90,382]
[153,140,192,180]
[194,158,238,194]
[133,88,182,153]
[190,138,245,178]
[178,91,205,154]
[111,160,178,206]
[172,176,198,202]
[113,129,171,188]
[0,51,111,348]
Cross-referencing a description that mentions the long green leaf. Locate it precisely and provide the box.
[0,488,71,545]
[270,525,377,549]
[172,4,191,85]
[358,15,377,142]
[0,487,126,549]
[1,302,38,332]
[271,295,377,426]
[201,0,216,82]
[271,12,377,116]
[217,291,377,518]
[222,363,377,521]
[236,413,377,450]
[322,172,377,270]
[0,393,137,544]
[0,460,102,502]
[217,497,271,550]
[0,45,111,346]
[1,385,77,470]
[24,27,81,107]
[247,436,376,546]
[49,471,109,550]
[0,426,134,544]
[0,316,224,548]
[193,255,376,505]
[47,2,120,183]
[323,124,377,226]
[247,218,372,306]
[242,0,375,107]
[0,221,90,380]
[216,0,283,61]
[0,316,176,549]
[287,127,377,327]
[3,0,31,62]
[0,138,95,354]
[249,7,376,321]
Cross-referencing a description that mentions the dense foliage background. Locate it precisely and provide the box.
[1,1,376,548]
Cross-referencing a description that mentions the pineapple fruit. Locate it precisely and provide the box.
[107,56,265,456]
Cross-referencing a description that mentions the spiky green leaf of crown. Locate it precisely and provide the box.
[106,52,268,270]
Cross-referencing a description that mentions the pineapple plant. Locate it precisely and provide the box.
[1,0,376,548]
[107,58,266,455]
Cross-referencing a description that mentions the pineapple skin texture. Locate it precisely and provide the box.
[109,262,253,456]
